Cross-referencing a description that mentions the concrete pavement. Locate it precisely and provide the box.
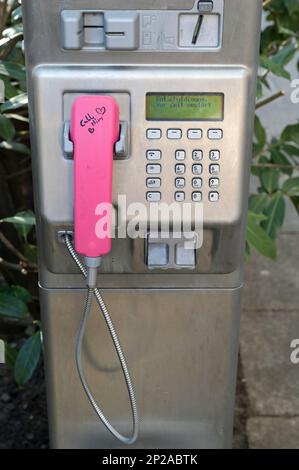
[239,202,299,448]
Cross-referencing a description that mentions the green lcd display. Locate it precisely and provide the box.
[146,93,224,121]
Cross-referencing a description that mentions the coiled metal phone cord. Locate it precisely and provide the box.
[64,234,139,445]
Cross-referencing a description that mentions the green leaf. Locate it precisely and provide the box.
[11,6,23,23]
[3,24,23,38]
[256,76,271,100]
[260,56,291,80]
[24,243,38,264]
[247,210,268,222]
[0,141,30,154]
[247,213,277,260]
[281,144,299,158]
[0,75,21,99]
[278,25,297,36]
[282,177,299,196]
[254,115,266,147]
[270,148,293,175]
[249,193,269,214]
[260,168,280,194]
[284,0,299,15]
[252,155,268,177]
[0,61,26,82]
[0,32,23,49]
[18,81,27,93]
[4,113,29,123]
[1,92,28,112]
[14,332,41,386]
[1,210,36,239]
[251,165,260,177]
[290,195,299,215]
[252,143,262,158]
[12,285,32,303]
[0,114,15,141]
[261,193,286,240]
[271,42,296,67]
[0,285,32,304]
[4,342,18,370]
[0,37,11,48]
[0,292,29,319]
[256,78,263,100]
[281,123,299,146]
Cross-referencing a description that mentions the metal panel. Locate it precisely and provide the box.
[31,67,251,282]
[41,287,241,449]
[23,1,262,68]
[60,2,224,53]
[22,0,262,450]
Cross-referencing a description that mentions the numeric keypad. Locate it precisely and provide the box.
[145,128,223,203]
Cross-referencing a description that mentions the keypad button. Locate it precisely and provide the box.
[208,129,223,140]
[147,192,161,202]
[175,192,185,202]
[147,129,162,140]
[175,150,186,161]
[175,178,185,189]
[147,150,161,160]
[210,150,220,161]
[146,178,161,189]
[210,164,220,175]
[167,129,182,139]
[192,192,202,202]
[192,178,202,189]
[192,164,203,175]
[147,164,161,174]
[175,164,186,175]
[209,191,219,202]
[192,150,203,161]
[209,178,220,189]
[188,129,202,140]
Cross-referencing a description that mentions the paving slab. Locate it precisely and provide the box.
[240,309,299,415]
[247,417,299,449]
[242,233,299,312]
[240,49,299,450]
[241,233,299,417]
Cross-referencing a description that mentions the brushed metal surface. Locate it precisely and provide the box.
[23,0,262,68]
[23,0,262,450]
[23,1,262,288]
[60,1,224,53]
[31,66,251,280]
[33,67,247,226]
[41,287,241,449]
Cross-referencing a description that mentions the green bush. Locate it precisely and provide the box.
[0,0,298,385]
[0,0,40,385]
[248,0,299,259]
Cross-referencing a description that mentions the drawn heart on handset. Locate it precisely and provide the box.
[96,107,106,116]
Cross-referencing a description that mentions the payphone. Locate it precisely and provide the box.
[23,0,262,449]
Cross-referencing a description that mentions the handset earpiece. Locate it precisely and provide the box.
[70,95,119,261]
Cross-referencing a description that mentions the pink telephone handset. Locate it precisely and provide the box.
[70,95,119,266]
[68,97,138,443]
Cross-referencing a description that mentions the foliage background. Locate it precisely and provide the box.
[0,0,298,385]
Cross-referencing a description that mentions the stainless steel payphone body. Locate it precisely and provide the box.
[23,0,262,449]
